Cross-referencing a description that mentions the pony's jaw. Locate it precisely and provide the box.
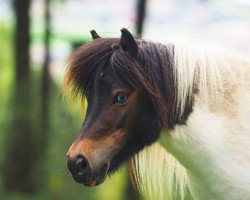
[67,129,129,186]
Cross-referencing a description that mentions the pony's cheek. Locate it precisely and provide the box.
[110,130,128,150]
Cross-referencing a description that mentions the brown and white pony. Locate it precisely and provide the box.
[65,28,250,200]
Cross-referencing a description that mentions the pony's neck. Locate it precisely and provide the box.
[159,55,250,199]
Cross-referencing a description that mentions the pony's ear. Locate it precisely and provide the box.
[90,30,101,39]
[120,28,138,57]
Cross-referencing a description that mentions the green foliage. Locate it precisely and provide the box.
[0,23,14,179]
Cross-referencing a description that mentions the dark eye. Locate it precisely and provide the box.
[114,93,128,104]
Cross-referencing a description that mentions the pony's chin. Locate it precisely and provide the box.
[83,163,109,187]
[82,175,107,187]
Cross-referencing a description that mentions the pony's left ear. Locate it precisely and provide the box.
[120,28,138,57]
[90,30,101,39]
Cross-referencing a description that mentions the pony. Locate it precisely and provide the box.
[65,28,250,200]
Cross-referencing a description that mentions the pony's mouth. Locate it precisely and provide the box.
[83,163,109,187]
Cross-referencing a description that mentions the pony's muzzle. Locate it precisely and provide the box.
[67,154,90,183]
[67,154,108,186]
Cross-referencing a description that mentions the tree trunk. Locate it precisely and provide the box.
[125,161,140,200]
[136,0,147,36]
[3,0,36,193]
[125,177,140,200]
[13,0,30,84]
[40,0,51,153]
[123,2,148,198]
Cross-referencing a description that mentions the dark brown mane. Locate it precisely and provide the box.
[65,38,119,98]
[65,37,191,129]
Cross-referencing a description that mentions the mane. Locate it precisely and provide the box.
[131,142,189,200]
[64,38,118,100]
[130,37,250,200]
[64,35,248,200]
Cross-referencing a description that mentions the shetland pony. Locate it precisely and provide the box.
[65,28,250,200]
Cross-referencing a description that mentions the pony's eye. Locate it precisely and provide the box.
[114,93,128,104]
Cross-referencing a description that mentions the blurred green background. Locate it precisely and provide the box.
[0,0,141,199]
[0,0,249,199]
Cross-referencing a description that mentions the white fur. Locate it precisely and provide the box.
[131,38,250,200]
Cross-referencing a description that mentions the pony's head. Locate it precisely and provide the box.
[65,28,191,186]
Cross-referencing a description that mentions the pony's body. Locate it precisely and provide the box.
[135,40,250,200]
[163,95,250,199]
[65,29,250,200]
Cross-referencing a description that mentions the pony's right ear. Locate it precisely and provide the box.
[90,30,101,39]
[120,28,138,57]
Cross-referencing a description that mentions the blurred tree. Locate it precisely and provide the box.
[136,0,147,36]
[125,177,140,200]
[40,0,51,161]
[3,0,37,193]
[2,0,52,194]
[122,1,149,199]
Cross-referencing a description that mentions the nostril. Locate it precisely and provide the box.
[67,154,92,183]
[75,155,89,176]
